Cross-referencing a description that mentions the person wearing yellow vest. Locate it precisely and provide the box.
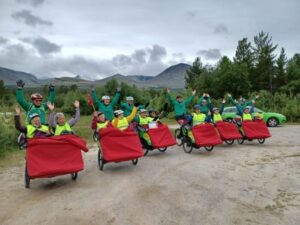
[112,104,139,130]
[186,104,211,143]
[136,108,154,145]
[14,106,51,138]
[235,99,255,121]
[48,101,80,136]
[91,111,112,131]
[212,99,226,123]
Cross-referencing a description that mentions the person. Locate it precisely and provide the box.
[148,103,168,122]
[228,94,259,110]
[120,96,135,117]
[235,100,255,121]
[186,104,211,143]
[136,108,153,145]
[48,101,80,136]
[14,106,51,138]
[198,93,212,115]
[91,87,121,121]
[167,88,196,122]
[91,111,112,131]
[16,80,56,124]
[112,104,139,130]
[211,99,226,123]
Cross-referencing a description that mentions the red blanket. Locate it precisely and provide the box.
[147,125,176,148]
[26,135,88,178]
[192,123,222,147]
[215,122,242,140]
[99,128,144,162]
[242,120,271,139]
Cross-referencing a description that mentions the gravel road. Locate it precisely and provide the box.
[0,125,299,225]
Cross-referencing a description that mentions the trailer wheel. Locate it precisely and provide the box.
[183,138,193,153]
[204,146,214,151]
[98,150,104,171]
[132,158,138,165]
[225,139,234,145]
[237,138,244,144]
[258,138,265,144]
[25,165,30,189]
[71,172,78,180]
[158,147,167,152]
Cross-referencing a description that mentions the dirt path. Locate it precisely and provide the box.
[0,126,300,225]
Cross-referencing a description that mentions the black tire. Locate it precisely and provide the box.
[132,158,138,165]
[175,129,183,146]
[204,146,214,151]
[158,147,167,152]
[140,139,149,156]
[267,118,278,127]
[237,138,244,144]
[258,138,265,144]
[98,150,104,171]
[25,165,30,189]
[225,118,233,123]
[225,139,234,145]
[71,172,78,180]
[93,131,98,142]
[183,138,193,153]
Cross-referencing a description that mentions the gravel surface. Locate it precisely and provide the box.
[0,125,299,225]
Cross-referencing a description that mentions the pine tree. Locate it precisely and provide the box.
[274,48,287,91]
[252,31,277,93]
[185,57,205,89]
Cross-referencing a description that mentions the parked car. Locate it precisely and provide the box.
[222,106,286,127]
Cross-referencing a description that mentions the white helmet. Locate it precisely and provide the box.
[101,95,110,100]
[126,96,134,101]
[114,110,124,116]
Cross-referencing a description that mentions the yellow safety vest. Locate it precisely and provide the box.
[213,113,223,122]
[193,113,206,125]
[54,122,72,136]
[243,113,252,121]
[113,117,129,130]
[97,121,109,130]
[26,124,49,138]
[139,116,153,125]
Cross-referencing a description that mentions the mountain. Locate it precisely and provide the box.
[0,67,40,86]
[0,63,191,89]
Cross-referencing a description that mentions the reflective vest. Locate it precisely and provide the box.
[243,113,252,121]
[139,116,153,125]
[193,113,206,125]
[54,122,72,136]
[97,121,109,130]
[213,113,223,122]
[26,124,49,138]
[113,117,129,130]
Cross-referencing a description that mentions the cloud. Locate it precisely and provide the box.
[20,37,61,55]
[149,44,167,62]
[197,49,222,60]
[16,0,45,7]
[0,37,9,45]
[11,10,53,27]
[214,24,229,34]
[185,10,198,20]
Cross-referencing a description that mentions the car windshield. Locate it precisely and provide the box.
[254,107,264,113]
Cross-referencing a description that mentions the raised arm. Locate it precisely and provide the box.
[16,88,30,111]
[91,89,101,106]
[184,95,194,106]
[47,102,56,128]
[126,106,138,123]
[14,106,27,133]
[111,91,121,107]
[68,101,80,127]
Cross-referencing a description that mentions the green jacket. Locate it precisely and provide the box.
[92,90,120,121]
[229,96,256,110]
[120,102,134,117]
[16,88,56,124]
[198,96,212,115]
[167,93,194,116]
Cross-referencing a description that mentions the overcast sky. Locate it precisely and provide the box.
[0,0,299,79]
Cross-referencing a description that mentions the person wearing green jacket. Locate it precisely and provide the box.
[167,88,196,121]
[91,87,121,121]
[120,96,134,117]
[228,94,259,110]
[198,93,212,115]
[16,80,56,124]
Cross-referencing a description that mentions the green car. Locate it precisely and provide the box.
[222,106,287,127]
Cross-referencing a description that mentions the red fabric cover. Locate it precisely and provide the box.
[26,135,88,178]
[215,121,242,140]
[99,128,144,162]
[242,120,271,139]
[147,125,176,148]
[192,123,223,146]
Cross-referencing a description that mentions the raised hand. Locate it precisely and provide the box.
[207,111,211,115]
[15,105,21,115]
[16,80,25,88]
[222,99,226,104]
[192,89,196,95]
[227,93,232,98]
[74,100,80,108]
[47,102,55,111]
[49,83,55,91]
[93,111,98,117]
[116,86,121,92]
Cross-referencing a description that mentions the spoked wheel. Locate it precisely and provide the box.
[258,138,265,144]
[237,138,245,144]
[141,139,149,156]
[225,139,234,145]
[175,129,183,146]
[204,146,214,151]
[158,147,167,152]
[98,150,104,171]
[183,138,193,153]
[93,131,98,142]
[25,165,30,189]
[132,158,138,165]
[71,172,78,180]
